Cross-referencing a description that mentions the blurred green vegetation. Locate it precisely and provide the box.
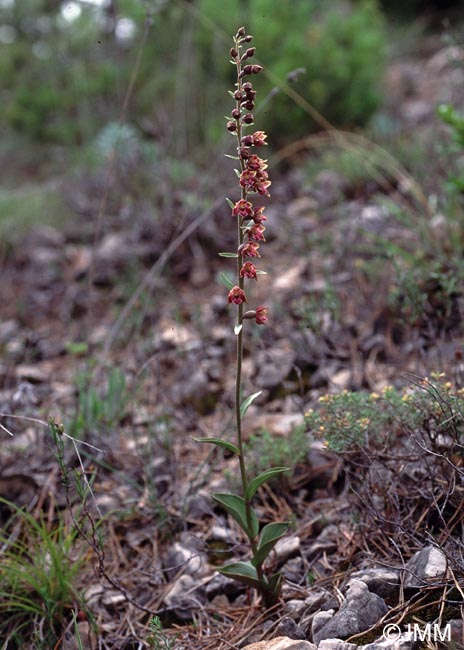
[0,0,387,161]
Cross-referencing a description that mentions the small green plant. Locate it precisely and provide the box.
[437,102,464,195]
[245,425,308,476]
[0,498,87,648]
[305,373,464,453]
[196,27,288,607]
[70,366,127,437]
[146,615,179,650]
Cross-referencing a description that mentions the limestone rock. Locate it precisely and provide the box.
[403,546,447,588]
[318,640,358,650]
[242,637,316,650]
[311,581,388,644]
[347,567,400,599]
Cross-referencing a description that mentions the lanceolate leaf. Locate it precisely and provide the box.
[245,467,289,501]
[219,272,235,290]
[251,522,288,568]
[212,493,259,539]
[225,197,235,209]
[218,561,261,588]
[193,437,239,455]
[240,391,262,418]
[219,252,238,258]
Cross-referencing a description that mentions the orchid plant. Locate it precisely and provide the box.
[196,26,288,607]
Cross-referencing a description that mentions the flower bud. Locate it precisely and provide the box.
[227,121,237,132]
[231,108,241,119]
[239,147,251,159]
[242,64,253,76]
[242,82,253,92]
[244,100,254,111]
[245,47,256,58]
[230,47,238,59]
[252,65,263,74]
[242,113,254,124]
[241,135,253,147]
[233,90,243,100]
[245,89,256,100]
[236,26,246,37]
[243,35,253,43]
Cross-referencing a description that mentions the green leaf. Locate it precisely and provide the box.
[224,155,240,160]
[193,437,239,455]
[225,197,235,209]
[219,272,235,290]
[251,522,288,568]
[246,467,289,500]
[266,571,284,598]
[212,493,259,539]
[219,252,238,258]
[240,391,262,418]
[218,561,262,588]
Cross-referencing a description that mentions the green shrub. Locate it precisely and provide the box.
[198,0,386,142]
[0,0,386,151]
[305,374,463,453]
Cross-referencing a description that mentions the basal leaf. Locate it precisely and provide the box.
[245,467,289,501]
[218,561,262,588]
[266,571,283,598]
[240,391,262,419]
[212,493,259,539]
[251,522,288,568]
[193,437,239,455]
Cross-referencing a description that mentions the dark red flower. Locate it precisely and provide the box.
[255,306,268,324]
[238,242,260,258]
[240,262,258,279]
[252,207,267,224]
[232,199,253,218]
[248,224,266,242]
[252,130,268,146]
[228,286,247,304]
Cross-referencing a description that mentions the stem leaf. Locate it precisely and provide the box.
[251,522,288,568]
[193,437,239,455]
[234,324,243,335]
[219,272,235,290]
[212,493,259,539]
[218,561,262,588]
[225,197,235,209]
[219,252,238,258]
[246,467,289,501]
[240,391,262,418]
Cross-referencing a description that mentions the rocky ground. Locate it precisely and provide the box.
[0,39,463,650]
